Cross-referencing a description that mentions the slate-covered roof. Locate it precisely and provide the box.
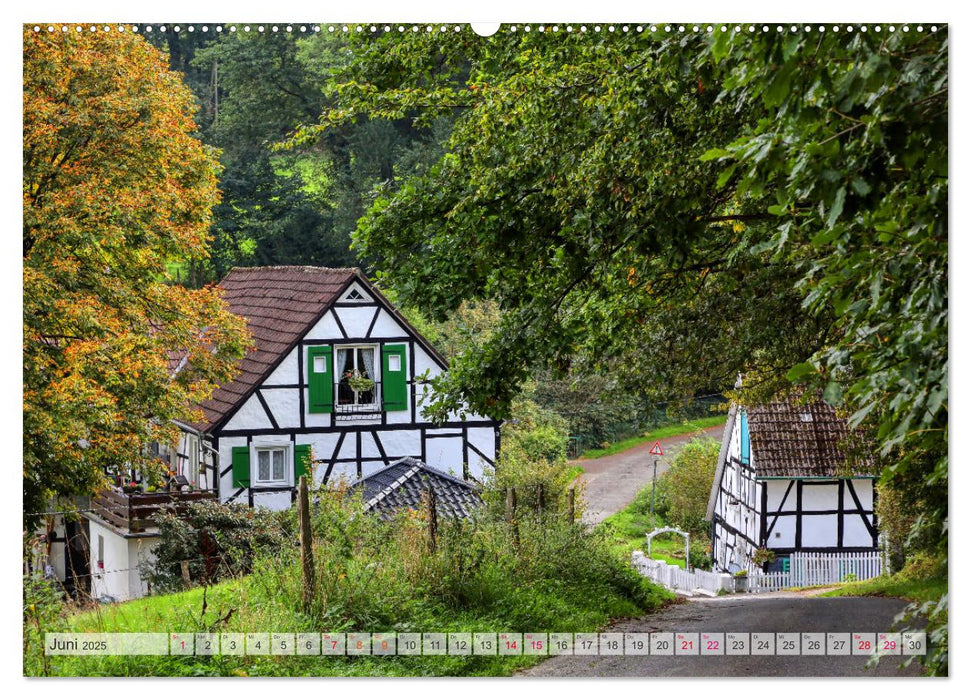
[194,266,358,431]
[748,399,875,478]
[354,457,482,520]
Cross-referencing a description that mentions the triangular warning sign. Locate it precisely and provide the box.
[649,440,664,456]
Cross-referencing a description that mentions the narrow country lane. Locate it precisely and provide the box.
[576,423,726,524]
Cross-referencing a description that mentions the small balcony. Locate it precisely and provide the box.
[90,488,217,534]
[334,380,383,419]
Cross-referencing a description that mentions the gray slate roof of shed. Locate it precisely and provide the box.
[193,266,359,431]
[354,458,482,520]
[748,399,875,478]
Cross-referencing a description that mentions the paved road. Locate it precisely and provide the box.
[576,423,726,524]
[521,595,926,677]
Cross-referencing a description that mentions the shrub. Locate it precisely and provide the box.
[658,438,720,535]
[146,500,293,592]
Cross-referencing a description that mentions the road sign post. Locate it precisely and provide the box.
[648,441,664,528]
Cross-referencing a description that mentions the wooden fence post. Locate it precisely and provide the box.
[506,487,519,548]
[425,486,438,553]
[180,560,191,587]
[567,486,576,524]
[298,475,315,612]
[537,484,545,515]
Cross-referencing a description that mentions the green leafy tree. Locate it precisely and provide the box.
[309,27,947,673]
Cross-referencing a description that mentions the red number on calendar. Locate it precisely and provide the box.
[707,641,718,650]
[681,640,693,650]
[884,641,896,650]
[858,640,871,651]
[331,640,338,649]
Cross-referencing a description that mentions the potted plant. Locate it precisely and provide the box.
[733,569,749,593]
[122,480,139,495]
[344,369,375,393]
[752,547,776,570]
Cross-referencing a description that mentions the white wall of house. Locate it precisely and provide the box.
[88,520,156,602]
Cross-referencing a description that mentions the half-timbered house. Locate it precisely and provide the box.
[83,266,500,600]
[706,398,878,574]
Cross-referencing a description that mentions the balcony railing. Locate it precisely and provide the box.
[90,488,217,534]
[335,380,383,418]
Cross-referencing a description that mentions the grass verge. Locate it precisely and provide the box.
[817,555,946,605]
[578,416,725,460]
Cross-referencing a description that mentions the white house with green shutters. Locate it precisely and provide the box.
[201,266,501,510]
[83,266,499,601]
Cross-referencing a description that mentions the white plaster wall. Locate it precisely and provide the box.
[425,437,464,476]
[89,520,132,601]
[768,514,797,548]
[218,436,249,503]
[252,492,292,510]
[261,388,301,429]
[359,432,380,459]
[222,395,274,432]
[305,310,342,339]
[326,462,359,486]
[843,513,874,547]
[303,387,332,428]
[377,430,422,459]
[801,483,839,511]
[765,480,794,512]
[370,309,406,337]
[852,479,874,510]
[127,537,157,599]
[264,347,298,385]
[801,514,839,548]
[334,306,376,338]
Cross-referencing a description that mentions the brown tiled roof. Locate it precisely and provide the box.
[194,266,358,431]
[748,400,875,478]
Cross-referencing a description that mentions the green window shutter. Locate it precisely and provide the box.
[382,343,408,411]
[294,444,311,482]
[307,346,333,413]
[231,446,250,489]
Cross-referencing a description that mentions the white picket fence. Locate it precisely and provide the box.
[788,550,882,585]
[633,550,883,595]
[631,551,732,595]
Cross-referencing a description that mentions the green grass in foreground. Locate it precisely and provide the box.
[817,556,947,605]
[578,416,726,460]
[34,573,670,677]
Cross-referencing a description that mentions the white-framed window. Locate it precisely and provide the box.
[336,344,379,407]
[252,438,292,486]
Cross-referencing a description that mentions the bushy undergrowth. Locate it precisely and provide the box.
[147,500,293,592]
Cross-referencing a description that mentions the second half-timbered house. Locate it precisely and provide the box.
[706,398,879,574]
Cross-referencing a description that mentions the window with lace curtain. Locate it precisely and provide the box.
[336,345,378,406]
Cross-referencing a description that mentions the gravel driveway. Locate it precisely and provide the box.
[520,595,927,677]
[576,424,725,524]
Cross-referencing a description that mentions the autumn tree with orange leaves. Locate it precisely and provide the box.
[23,28,250,527]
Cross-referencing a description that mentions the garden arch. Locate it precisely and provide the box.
[645,527,690,565]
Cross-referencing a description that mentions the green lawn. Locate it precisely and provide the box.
[818,555,947,605]
[578,416,726,460]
